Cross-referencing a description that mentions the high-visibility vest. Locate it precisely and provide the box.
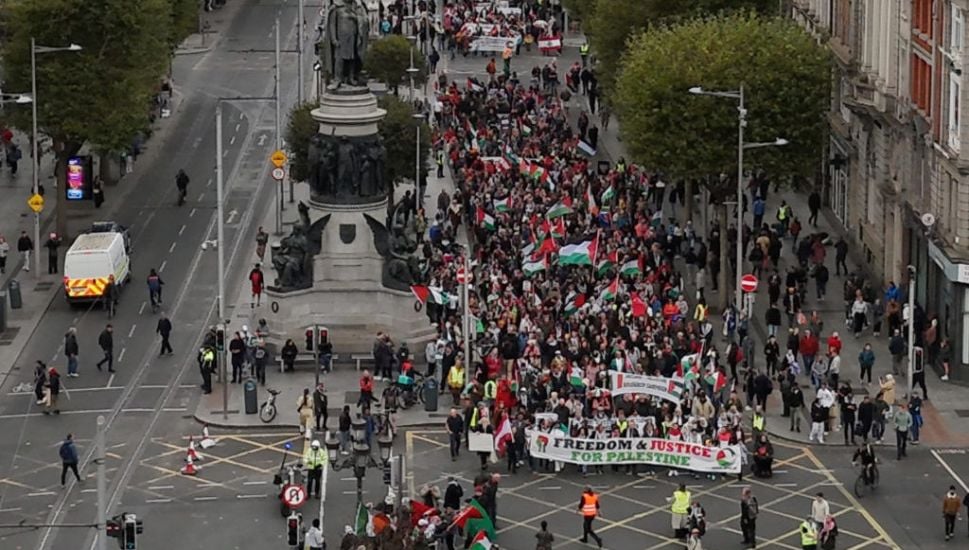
[202,349,215,363]
[470,407,479,429]
[303,448,326,469]
[448,366,465,388]
[672,490,690,514]
[694,304,708,321]
[580,44,590,55]
[581,493,598,517]
[800,521,817,545]
[484,380,497,399]
[753,414,765,431]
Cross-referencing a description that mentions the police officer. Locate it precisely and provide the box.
[800,515,818,549]
[578,486,603,547]
[304,440,326,499]
[579,41,590,67]
[198,346,214,394]
[669,483,691,539]
[436,149,445,178]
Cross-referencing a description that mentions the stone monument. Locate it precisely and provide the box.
[265,0,431,350]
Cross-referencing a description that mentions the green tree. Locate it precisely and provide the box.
[284,101,319,184]
[285,95,429,193]
[363,35,427,96]
[1,0,173,237]
[561,0,599,25]
[169,0,199,50]
[614,13,830,309]
[586,0,775,95]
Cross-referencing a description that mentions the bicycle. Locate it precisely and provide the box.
[853,462,879,497]
[149,290,161,313]
[259,388,280,423]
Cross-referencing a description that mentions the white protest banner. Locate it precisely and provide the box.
[471,36,513,52]
[527,432,742,473]
[469,432,495,452]
[609,372,686,402]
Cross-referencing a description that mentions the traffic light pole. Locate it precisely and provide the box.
[96,415,107,550]
[313,324,320,389]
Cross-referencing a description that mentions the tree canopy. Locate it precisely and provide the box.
[284,101,319,184]
[584,0,775,94]
[169,0,199,50]
[363,35,427,95]
[613,13,830,188]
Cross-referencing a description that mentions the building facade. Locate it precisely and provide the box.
[794,0,969,380]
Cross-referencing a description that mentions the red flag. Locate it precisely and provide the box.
[631,292,647,317]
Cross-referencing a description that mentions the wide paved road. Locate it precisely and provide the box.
[0,1,310,548]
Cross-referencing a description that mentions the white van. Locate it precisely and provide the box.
[62,232,131,304]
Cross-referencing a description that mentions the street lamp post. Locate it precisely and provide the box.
[907,265,916,396]
[688,85,788,315]
[324,423,393,508]
[413,113,424,210]
[30,39,82,276]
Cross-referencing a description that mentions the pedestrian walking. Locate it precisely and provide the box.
[229,332,245,382]
[313,383,328,432]
[175,168,189,206]
[92,176,104,208]
[909,392,923,444]
[95,324,115,373]
[198,346,214,394]
[944,486,961,540]
[889,330,905,375]
[303,439,325,499]
[811,493,829,529]
[42,366,61,414]
[858,343,875,384]
[253,339,268,384]
[800,515,819,549]
[255,226,268,261]
[668,483,691,539]
[446,407,464,461]
[578,486,603,548]
[809,398,826,443]
[304,518,325,550]
[894,402,912,460]
[44,232,61,274]
[740,487,759,548]
[808,190,821,227]
[834,238,849,275]
[33,361,47,404]
[17,230,32,271]
[64,327,79,377]
[0,234,9,274]
[297,388,314,437]
[156,312,173,356]
[249,263,264,307]
[59,434,82,486]
[535,519,554,550]
[788,385,804,432]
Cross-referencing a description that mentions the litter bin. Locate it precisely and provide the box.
[7,280,22,310]
[244,378,259,414]
[0,290,7,333]
[424,377,438,412]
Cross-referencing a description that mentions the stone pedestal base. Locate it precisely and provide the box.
[310,199,387,284]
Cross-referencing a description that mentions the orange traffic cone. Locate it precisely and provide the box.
[185,437,203,462]
[199,424,216,449]
[181,455,199,476]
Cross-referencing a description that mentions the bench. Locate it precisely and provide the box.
[277,353,341,373]
[351,353,375,371]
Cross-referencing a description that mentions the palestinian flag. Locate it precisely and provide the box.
[601,277,619,302]
[680,354,701,382]
[469,532,493,550]
[563,291,586,316]
[411,285,451,305]
[522,256,547,276]
[597,250,618,276]
[530,235,558,261]
[550,217,566,239]
[558,235,598,266]
[630,292,647,317]
[521,123,532,136]
[620,259,641,277]
[569,366,584,387]
[472,315,486,334]
[476,207,496,231]
[354,502,372,536]
[705,370,728,393]
[452,499,496,541]
[494,196,513,213]
[601,184,615,204]
[546,201,573,219]
[518,159,547,182]
[586,185,599,216]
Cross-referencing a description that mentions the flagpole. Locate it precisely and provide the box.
[463,252,471,367]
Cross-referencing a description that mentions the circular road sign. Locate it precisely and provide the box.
[271,167,286,181]
[281,483,307,508]
[456,267,472,284]
[740,274,759,293]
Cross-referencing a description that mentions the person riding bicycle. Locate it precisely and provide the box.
[852,442,877,485]
[147,269,164,307]
[395,353,416,403]
[175,169,190,206]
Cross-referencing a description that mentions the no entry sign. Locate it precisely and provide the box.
[740,274,759,293]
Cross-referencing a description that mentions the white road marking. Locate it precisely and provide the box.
[148,485,174,491]
[159,260,168,273]
[118,348,126,363]
[169,241,177,253]
[633,485,655,489]
[106,374,115,388]
[538,486,561,490]
[932,449,969,493]
[230,135,236,145]
[28,492,56,497]
[237,494,266,499]
[194,496,217,501]
[128,325,137,338]
[319,462,328,531]
[223,149,228,157]
[0,507,23,512]
[146,498,171,503]
[7,386,121,396]
[243,481,268,486]
[341,491,365,495]
[339,477,357,482]
[189,208,197,218]
[178,224,186,236]
[0,409,112,419]
[774,483,799,487]
[51,352,59,363]
[80,489,97,494]
[138,302,146,315]
[206,178,212,187]
[235,123,241,133]
[198,192,205,201]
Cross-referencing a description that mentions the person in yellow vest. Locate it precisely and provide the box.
[447,357,465,406]
[483,379,497,404]
[303,439,327,499]
[752,406,766,441]
[800,515,819,549]
[579,42,590,67]
[577,486,603,547]
[668,483,691,538]
[501,43,513,77]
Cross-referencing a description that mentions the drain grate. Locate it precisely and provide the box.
[954,410,969,418]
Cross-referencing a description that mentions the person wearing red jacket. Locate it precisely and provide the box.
[827,332,843,355]
[358,370,374,408]
[800,329,820,374]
